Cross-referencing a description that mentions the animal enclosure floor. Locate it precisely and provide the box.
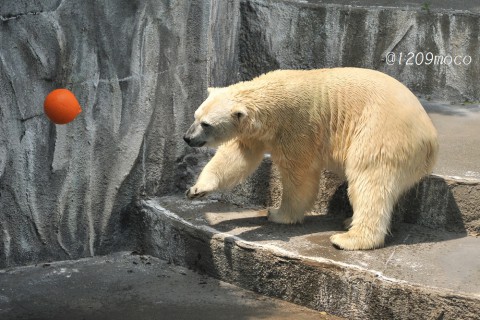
[0,252,339,320]
[424,99,480,180]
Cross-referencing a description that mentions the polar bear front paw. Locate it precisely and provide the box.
[330,231,385,250]
[185,186,209,200]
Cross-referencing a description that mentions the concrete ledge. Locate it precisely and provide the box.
[140,196,480,319]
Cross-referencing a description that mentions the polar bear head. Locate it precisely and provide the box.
[183,87,249,148]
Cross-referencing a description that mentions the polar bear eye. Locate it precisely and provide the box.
[200,122,211,128]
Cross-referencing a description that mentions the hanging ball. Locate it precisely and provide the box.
[44,89,82,124]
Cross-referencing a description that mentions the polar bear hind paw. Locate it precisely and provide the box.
[330,231,385,250]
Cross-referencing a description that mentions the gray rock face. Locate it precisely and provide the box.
[1,0,479,268]
[239,0,480,101]
[0,0,213,267]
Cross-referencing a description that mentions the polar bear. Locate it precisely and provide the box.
[183,68,438,250]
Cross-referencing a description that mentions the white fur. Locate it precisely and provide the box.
[184,68,438,250]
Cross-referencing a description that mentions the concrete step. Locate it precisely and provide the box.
[0,252,339,320]
[307,0,480,13]
[139,196,480,320]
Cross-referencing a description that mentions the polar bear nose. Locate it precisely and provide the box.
[183,135,191,144]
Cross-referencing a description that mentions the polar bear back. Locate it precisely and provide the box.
[238,68,438,176]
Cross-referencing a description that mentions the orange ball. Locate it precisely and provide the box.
[44,89,82,124]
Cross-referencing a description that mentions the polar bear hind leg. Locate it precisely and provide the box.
[330,165,417,250]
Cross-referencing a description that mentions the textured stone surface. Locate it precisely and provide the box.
[238,0,480,102]
[1,0,479,269]
[296,0,480,13]
[0,252,336,320]
[0,0,213,267]
[0,1,62,19]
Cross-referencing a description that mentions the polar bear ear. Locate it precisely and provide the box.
[232,107,247,122]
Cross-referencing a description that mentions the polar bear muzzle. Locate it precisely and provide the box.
[183,122,208,147]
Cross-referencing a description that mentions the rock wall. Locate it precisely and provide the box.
[239,0,480,102]
[0,0,215,267]
[1,0,479,268]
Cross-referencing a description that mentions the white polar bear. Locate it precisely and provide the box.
[183,68,438,250]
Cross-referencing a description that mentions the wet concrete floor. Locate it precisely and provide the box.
[0,252,340,320]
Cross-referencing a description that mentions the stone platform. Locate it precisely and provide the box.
[138,196,480,319]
